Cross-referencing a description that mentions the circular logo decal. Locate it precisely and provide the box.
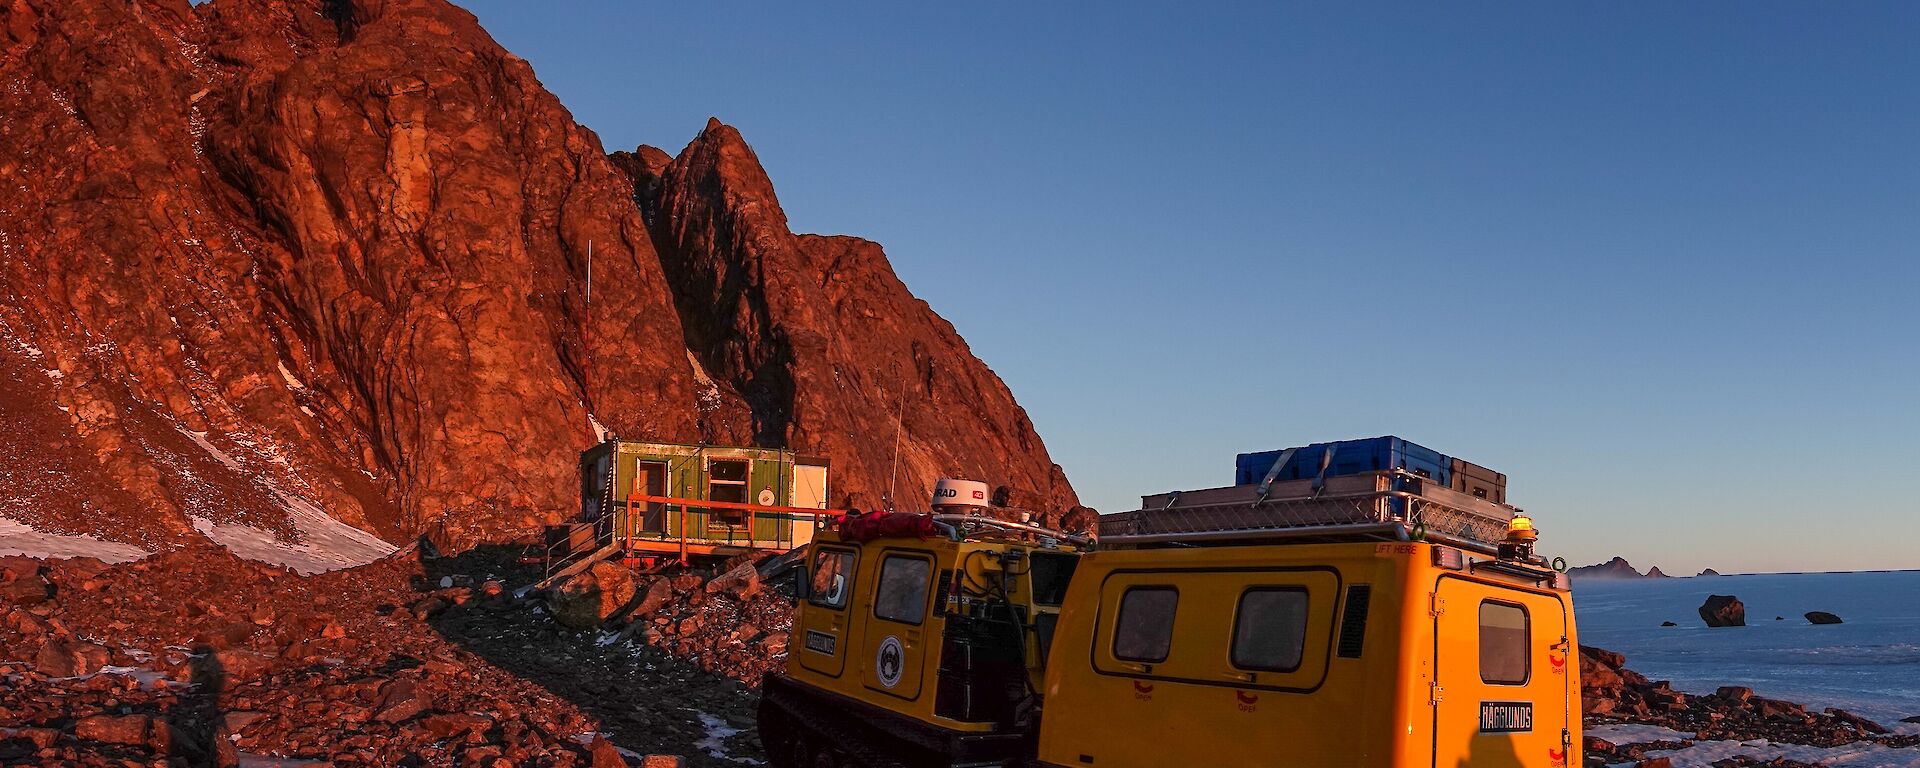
[758,488,776,506]
[876,636,905,689]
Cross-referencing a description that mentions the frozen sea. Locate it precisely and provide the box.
[1575,570,1920,725]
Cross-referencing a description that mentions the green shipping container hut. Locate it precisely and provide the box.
[578,440,830,556]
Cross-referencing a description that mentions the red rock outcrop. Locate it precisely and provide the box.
[0,0,1075,552]
[622,121,1077,514]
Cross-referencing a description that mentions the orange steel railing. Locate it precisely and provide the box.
[618,481,850,565]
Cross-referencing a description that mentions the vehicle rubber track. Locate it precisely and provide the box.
[760,682,918,768]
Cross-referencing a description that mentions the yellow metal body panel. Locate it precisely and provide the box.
[1035,541,1579,768]
[785,529,1064,735]
[780,530,1579,767]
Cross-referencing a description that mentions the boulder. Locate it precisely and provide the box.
[74,714,151,745]
[34,638,110,678]
[423,713,492,738]
[633,578,675,618]
[1805,611,1843,625]
[550,561,639,630]
[0,571,51,606]
[1824,707,1886,734]
[1060,506,1100,535]
[211,650,275,682]
[705,561,761,599]
[587,736,626,768]
[1698,594,1745,627]
[1660,621,1677,627]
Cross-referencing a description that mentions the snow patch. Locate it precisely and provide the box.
[0,517,148,563]
[276,360,306,391]
[689,710,761,765]
[182,429,245,472]
[235,754,329,767]
[1618,739,1920,767]
[192,491,394,575]
[175,426,395,573]
[1588,724,1697,744]
[686,350,725,411]
[5,334,42,359]
[1590,723,1920,767]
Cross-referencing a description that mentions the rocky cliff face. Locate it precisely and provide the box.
[0,0,1075,552]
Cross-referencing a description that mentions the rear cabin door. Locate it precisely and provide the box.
[860,550,935,700]
[797,545,860,678]
[1432,577,1573,768]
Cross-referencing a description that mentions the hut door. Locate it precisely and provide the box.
[637,462,668,533]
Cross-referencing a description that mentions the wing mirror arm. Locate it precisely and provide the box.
[792,567,811,601]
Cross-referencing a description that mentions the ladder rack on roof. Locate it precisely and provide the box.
[1098,470,1517,554]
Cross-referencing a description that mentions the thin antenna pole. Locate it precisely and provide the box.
[886,369,908,512]
[585,240,594,424]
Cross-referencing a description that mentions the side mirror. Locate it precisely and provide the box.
[791,566,811,602]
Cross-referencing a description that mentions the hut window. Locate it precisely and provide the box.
[708,459,749,525]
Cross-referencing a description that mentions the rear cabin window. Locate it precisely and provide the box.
[1231,587,1310,672]
[874,555,932,624]
[1479,601,1530,684]
[1113,587,1179,663]
[809,549,855,609]
[708,460,748,526]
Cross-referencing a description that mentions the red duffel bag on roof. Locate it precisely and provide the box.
[840,512,936,542]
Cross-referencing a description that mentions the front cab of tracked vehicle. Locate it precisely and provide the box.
[760,519,1084,766]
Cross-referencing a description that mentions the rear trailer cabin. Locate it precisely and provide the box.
[1035,540,1578,768]
[759,465,1579,768]
[578,440,831,559]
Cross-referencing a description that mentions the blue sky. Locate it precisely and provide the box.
[452,2,1919,574]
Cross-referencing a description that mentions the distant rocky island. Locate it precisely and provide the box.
[1570,556,1678,580]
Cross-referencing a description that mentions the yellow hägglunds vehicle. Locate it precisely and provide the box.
[758,450,1579,767]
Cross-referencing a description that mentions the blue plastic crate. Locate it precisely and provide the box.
[1234,436,1452,488]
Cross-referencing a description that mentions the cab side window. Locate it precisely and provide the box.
[1479,601,1530,684]
[874,555,931,624]
[1231,587,1309,672]
[809,549,856,609]
[1113,587,1178,663]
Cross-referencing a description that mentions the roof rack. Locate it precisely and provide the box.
[1098,470,1516,554]
[930,513,1093,546]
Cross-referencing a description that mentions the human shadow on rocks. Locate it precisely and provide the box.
[418,544,766,767]
[163,644,230,767]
